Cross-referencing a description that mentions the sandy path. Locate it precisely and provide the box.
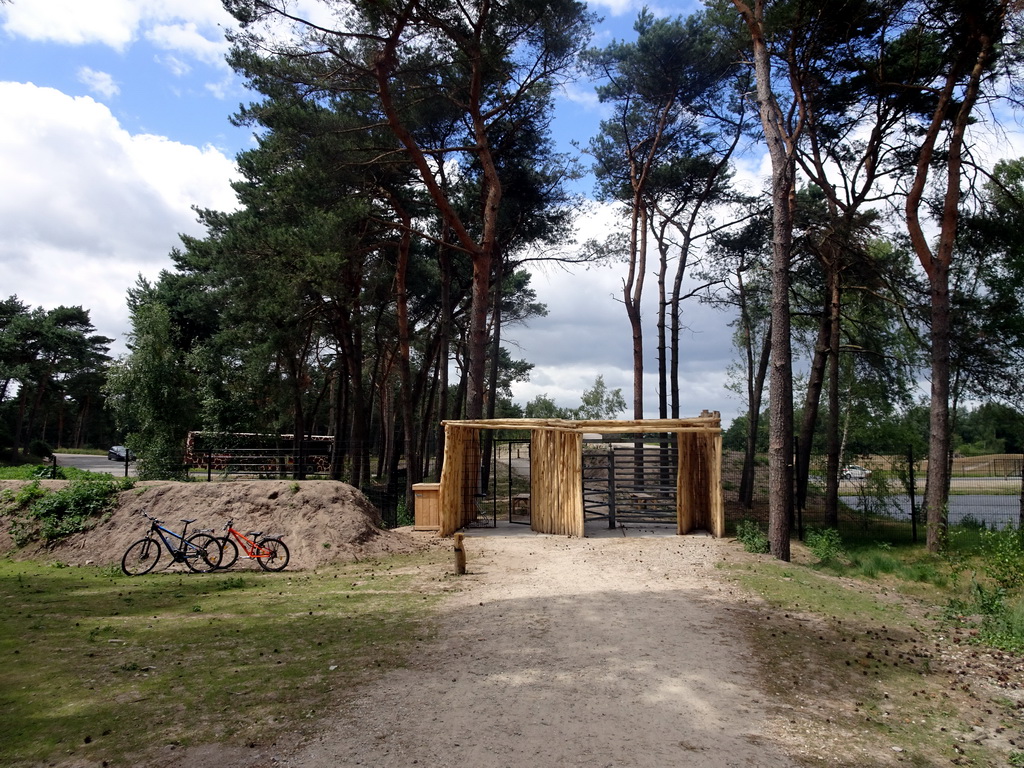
[281,526,797,768]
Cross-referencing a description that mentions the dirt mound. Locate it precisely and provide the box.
[0,479,432,569]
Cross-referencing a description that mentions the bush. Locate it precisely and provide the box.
[805,527,846,563]
[29,476,132,541]
[31,464,64,480]
[735,519,770,554]
[977,527,1024,591]
[3,476,134,544]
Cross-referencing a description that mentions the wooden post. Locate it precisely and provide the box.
[453,532,467,575]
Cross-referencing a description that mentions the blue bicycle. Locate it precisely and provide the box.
[121,512,221,575]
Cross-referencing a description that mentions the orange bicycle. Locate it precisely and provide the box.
[215,519,290,572]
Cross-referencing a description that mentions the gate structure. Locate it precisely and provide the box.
[437,415,723,538]
[583,441,679,528]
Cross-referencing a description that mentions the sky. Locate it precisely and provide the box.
[0,0,749,425]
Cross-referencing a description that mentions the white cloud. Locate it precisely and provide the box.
[585,0,643,18]
[1,0,236,59]
[0,81,238,354]
[157,54,192,78]
[204,73,237,100]
[77,67,120,99]
[2,0,144,49]
[146,21,230,68]
[560,82,605,112]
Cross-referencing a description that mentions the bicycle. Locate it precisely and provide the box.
[215,519,290,572]
[121,512,222,576]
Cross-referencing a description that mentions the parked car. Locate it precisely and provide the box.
[841,464,871,480]
[108,445,134,462]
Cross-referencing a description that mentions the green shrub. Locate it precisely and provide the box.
[1,479,46,514]
[30,464,64,480]
[395,497,413,528]
[735,519,770,554]
[26,476,133,542]
[942,528,1024,653]
[978,527,1024,591]
[805,527,846,563]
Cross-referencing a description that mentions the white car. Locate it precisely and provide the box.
[841,464,871,480]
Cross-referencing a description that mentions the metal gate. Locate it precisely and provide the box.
[469,438,532,526]
[504,439,532,525]
[583,441,678,527]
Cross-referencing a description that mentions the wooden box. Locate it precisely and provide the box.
[412,482,441,531]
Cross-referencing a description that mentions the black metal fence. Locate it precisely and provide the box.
[724,450,1024,544]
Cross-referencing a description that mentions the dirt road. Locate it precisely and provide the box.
[269,525,797,768]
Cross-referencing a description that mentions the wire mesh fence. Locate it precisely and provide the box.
[724,450,1024,544]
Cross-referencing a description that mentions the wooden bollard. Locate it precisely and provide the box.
[453,532,467,575]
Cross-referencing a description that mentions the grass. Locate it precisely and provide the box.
[0,463,99,481]
[720,533,1024,766]
[0,551,449,767]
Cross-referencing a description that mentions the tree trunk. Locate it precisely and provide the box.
[924,272,952,550]
[435,243,452,479]
[625,206,648,420]
[825,271,842,528]
[796,307,830,514]
[741,330,772,511]
[481,253,504,494]
[392,200,419,507]
[902,6,999,551]
[656,224,669,420]
[734,0,797,560]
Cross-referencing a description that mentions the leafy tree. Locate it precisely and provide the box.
[725,0,804,560]
[0,301,112,456]
[702,206,772,509]
[955,404,1024,455]
[574,375,627,420]
[587,8,739,420]
[890,0,1022,551]
[522,375,625,420]
[523,394,571,419]
[224,0,594,426]
[105,300,197,479]
[953,158,1024,409]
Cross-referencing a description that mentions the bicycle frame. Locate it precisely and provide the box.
[147,519,208,560]
[224,524,274,560]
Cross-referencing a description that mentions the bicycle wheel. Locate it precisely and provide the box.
[185,533,221,573]
[216,536,239,570]
[256,537,289,572]
[122,537,161,576]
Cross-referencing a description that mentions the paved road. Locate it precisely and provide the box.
[840,493,1021,529]
[53,452,135,478]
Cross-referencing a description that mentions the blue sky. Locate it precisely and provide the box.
[0,0,744,422]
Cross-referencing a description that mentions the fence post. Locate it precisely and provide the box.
[207,451,212,482]
[607,446,616,529]
[1018,457,1024,530]
[793,437,803,540]
[907,445,917,544]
